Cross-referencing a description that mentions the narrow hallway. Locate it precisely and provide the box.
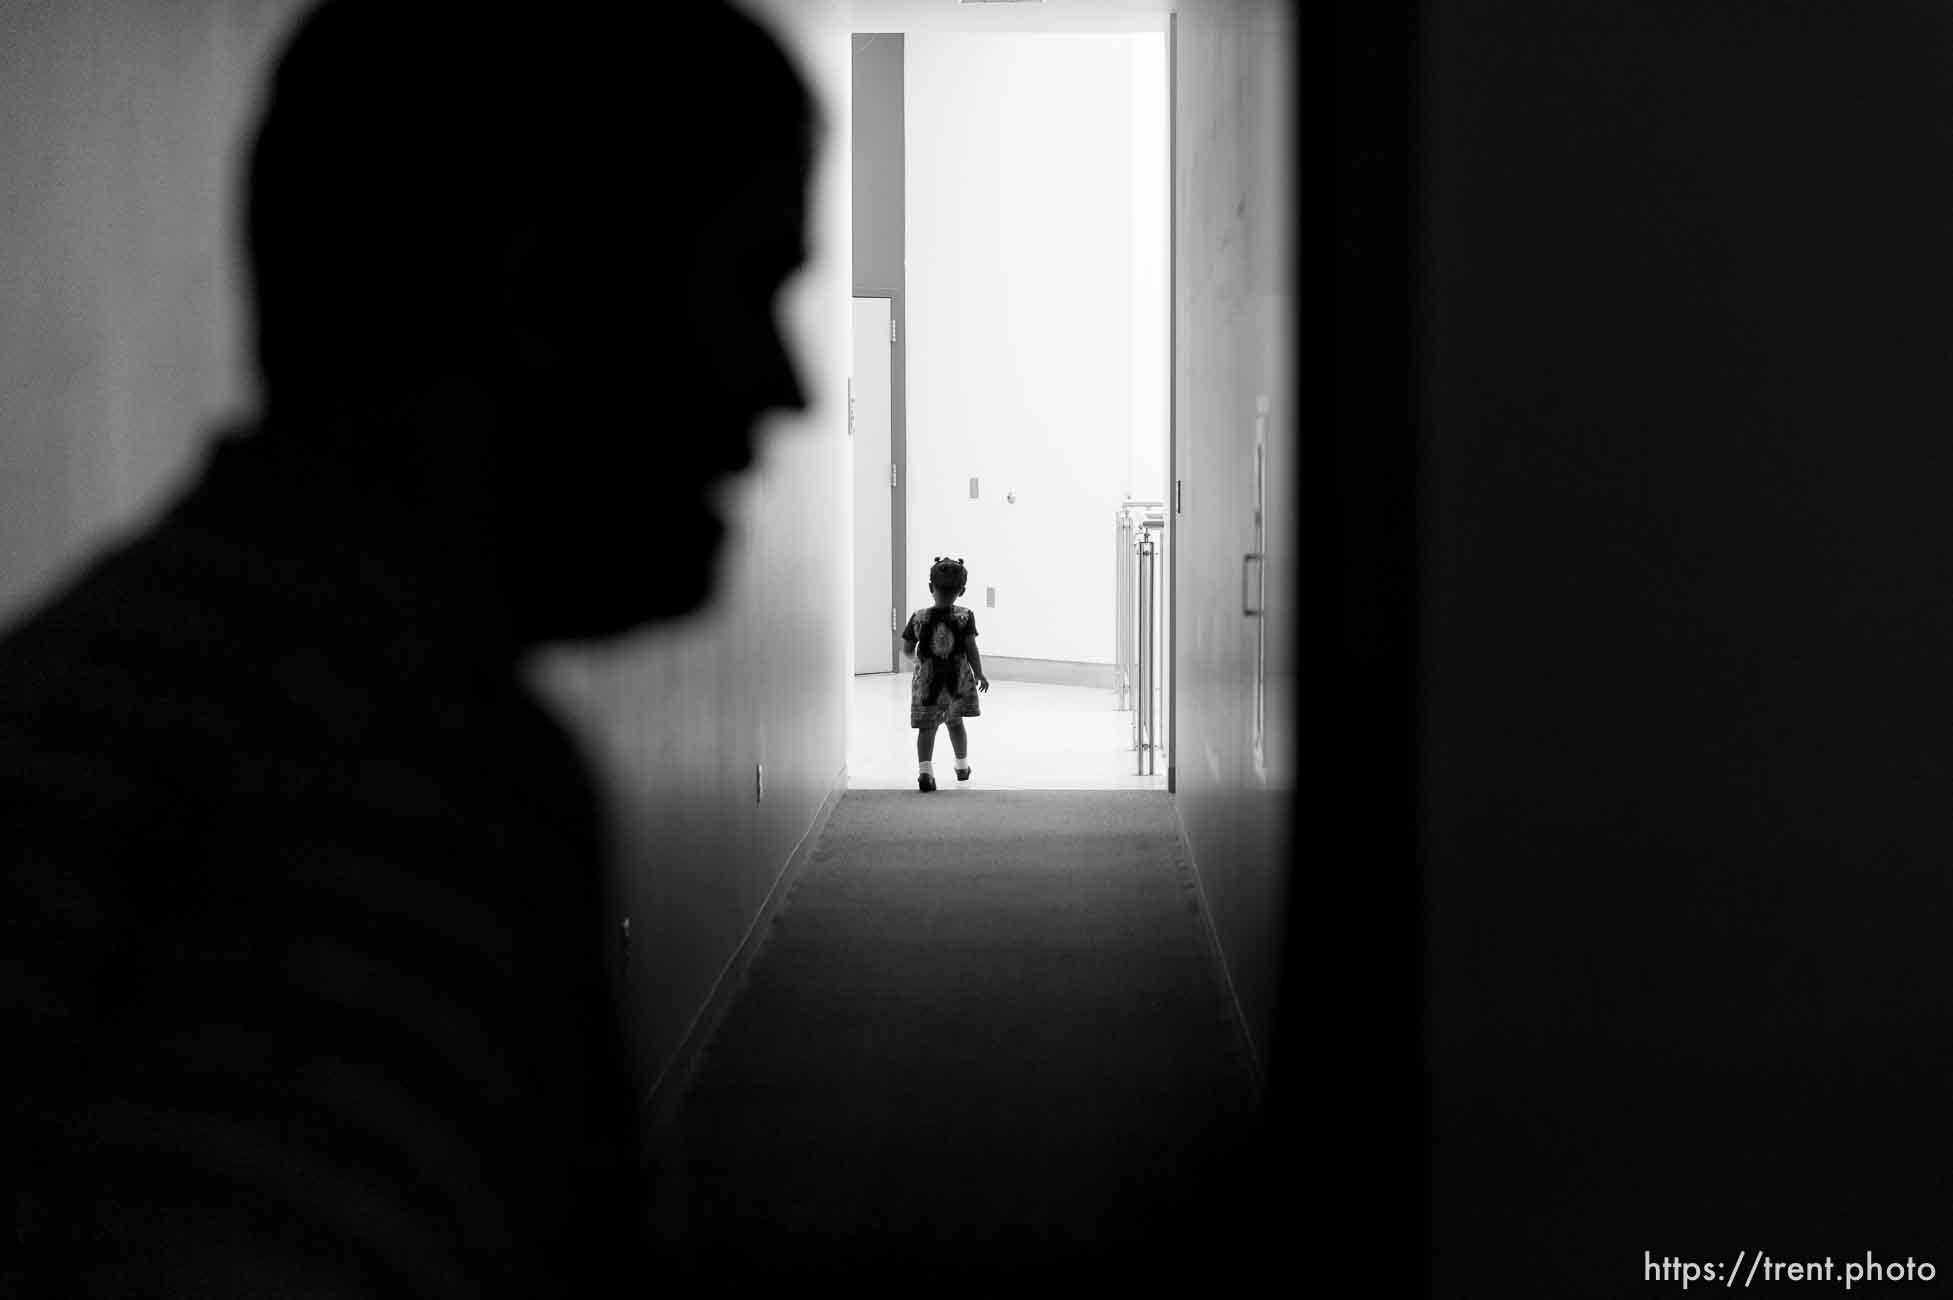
[648,789,1265,1285]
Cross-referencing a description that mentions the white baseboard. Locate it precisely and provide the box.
[1169,796,1268,1106]
[984,655,1119,690]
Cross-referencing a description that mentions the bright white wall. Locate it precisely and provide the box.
[0,0,297,627]
[1129,38,1168,509]
[905,32,1166,664]
[1171,0,1295,1077]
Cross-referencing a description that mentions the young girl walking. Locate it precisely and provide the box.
[901,556,990,791]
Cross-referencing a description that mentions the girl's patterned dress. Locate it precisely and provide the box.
[902,605,981,728]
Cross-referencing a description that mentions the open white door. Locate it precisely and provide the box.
[851,297,895,673]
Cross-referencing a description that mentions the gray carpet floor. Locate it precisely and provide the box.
[649,790,1269,1287]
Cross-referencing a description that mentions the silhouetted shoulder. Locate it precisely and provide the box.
[0,435,637,1296]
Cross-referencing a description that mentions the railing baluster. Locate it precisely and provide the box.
[1115,502,1167,767]
[1137,530,1149,773]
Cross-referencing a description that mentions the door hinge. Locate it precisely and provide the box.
[847,379,854,436]
[890,463,899,488]
[890,606,897,632]
[890,317,897,343]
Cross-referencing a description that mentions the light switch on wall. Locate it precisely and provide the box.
[969,477,980,499]
[986,587,996,607]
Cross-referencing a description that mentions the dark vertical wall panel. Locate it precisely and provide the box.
[1170,0,1295,1079]
[1425,4,1953,1290]
[852,32,905,658]
[1325,3,1421,1264]
[851,34,903,295]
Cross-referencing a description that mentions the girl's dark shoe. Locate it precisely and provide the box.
[955,766,971,782]
[918,773,937,792]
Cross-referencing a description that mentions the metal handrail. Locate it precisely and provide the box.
[1136,522,1160,774]
[1115,511,1132,709]
[1114,501,1167,774]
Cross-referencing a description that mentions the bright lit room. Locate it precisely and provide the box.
[844,9,1170,792]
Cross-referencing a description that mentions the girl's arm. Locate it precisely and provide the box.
[965,638,989,690]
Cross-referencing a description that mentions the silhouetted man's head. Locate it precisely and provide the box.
[245,1,812,642]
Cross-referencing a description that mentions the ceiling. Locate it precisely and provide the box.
[843,0,1170,34]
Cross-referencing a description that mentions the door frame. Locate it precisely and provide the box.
[1167,13,1179,793]
[852,291,907,673]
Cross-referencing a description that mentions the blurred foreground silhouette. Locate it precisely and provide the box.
[0,3,811,1294]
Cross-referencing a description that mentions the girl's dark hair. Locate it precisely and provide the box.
[928,556,968,593]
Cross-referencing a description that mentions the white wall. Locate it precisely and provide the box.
[905,32,1166,664]
[0,0,297,626]
[1170,0,1295,1076]
[1129,42,1169,509]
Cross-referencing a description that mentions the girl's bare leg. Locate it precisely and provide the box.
[946,718,968,761]
[917,723,937,762]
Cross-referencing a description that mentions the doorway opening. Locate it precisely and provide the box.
[846,24,1168,792]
